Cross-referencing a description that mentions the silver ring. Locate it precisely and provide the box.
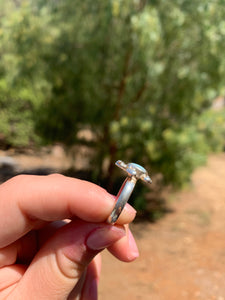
[107,160,152,224]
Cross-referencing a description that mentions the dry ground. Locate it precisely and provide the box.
[99,153,225,300]
[0,149,225,299]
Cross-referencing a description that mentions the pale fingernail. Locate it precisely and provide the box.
[82,277,98,300]
[123,203,137,218]
[128,229,139,260]
[109,195,137,221]
[86,226,126,250]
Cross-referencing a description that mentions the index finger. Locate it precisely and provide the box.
[0,174,136,248]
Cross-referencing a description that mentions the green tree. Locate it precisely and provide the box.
[0,1,51,146]
[0,0,225,188]
[35,0,225,186]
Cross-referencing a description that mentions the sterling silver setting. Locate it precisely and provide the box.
[107,160,152,224]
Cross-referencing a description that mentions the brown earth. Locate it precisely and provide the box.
[99,153,225,300]
[0,149,225,299]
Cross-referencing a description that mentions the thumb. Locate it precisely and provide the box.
[9,221,125,300]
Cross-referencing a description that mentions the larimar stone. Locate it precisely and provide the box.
[128,163,147,174]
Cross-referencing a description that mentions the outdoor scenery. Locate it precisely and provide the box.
[0,0,225,299]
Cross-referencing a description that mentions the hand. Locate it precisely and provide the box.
[0,174,138,299]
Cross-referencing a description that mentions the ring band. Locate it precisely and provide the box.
[107,177,137,224]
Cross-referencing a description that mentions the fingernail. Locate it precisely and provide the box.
[86,226,126,250]
[86,278,98,300]
[128,229,139,260]
[123,203,137,218]
[109,195,137,222]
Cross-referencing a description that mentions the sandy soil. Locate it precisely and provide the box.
[99,153,225,300]
[0,149,225,299]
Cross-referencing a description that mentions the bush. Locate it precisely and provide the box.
[0,0,224,189]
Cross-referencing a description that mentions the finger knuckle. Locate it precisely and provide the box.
[55,250,85,280]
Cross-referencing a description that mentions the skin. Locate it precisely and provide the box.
[0,174,138,299]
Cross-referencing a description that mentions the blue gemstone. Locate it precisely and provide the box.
[128,163,146,173]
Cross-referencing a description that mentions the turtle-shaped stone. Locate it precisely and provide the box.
[115,160,152,183]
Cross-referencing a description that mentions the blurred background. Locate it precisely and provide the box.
[0,0,225,299]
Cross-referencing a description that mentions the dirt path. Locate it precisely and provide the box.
[99,154,225,300]
[1,149,224,299]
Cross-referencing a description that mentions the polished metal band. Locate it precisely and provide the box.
[107,177,137,224]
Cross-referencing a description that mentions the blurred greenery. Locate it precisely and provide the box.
[0,0,225,189]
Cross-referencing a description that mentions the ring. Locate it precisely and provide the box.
[107,160,152,224]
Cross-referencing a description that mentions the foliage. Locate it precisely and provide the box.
[0,0,224,188]
[0,1,51,146]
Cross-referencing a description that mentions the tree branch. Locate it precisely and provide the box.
[115,49,132,120]
[131,81,148,104]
